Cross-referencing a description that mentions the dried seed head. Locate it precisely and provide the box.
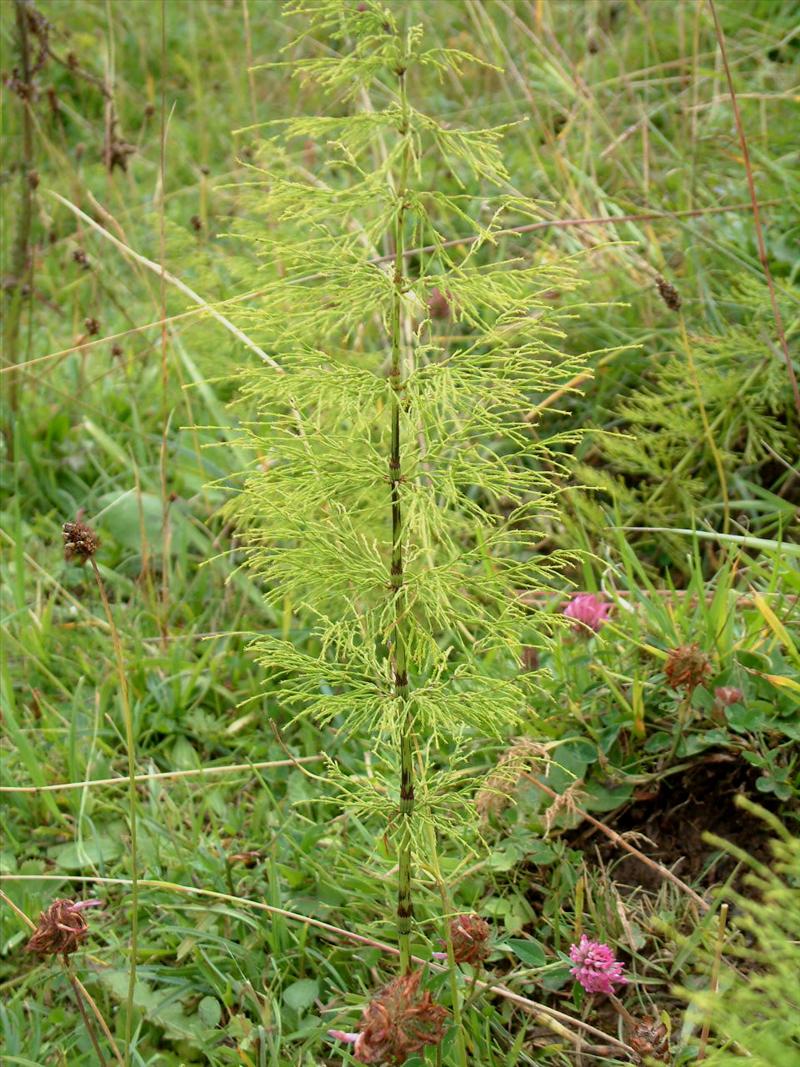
[84,316,100,336]
[542,778,584,834]
[427,286,451,321]
[105,136,136,173]
[664,643,712,694]
[629,1015,670,1062]
[25,898,101,957]
[655,275,681,311]
[63,520,100,564]
[475,738,548,820]
[447,913,491,966]
[353,971,448,1065]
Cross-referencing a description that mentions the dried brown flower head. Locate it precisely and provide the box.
[25,898,101,957]
[427,286,451,321]
[354,971,448,1065]
[655,275,681,312]
[542,778,584,834]
[104,134,136,173]
[629,1015,670,1062]
[475,738,548,820]
[447,913,491,966]
[63,520,100,564]
[664,643,712,694]
[84,316,100,336]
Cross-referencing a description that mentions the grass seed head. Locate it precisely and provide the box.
[655,275,682,311]
[63,520,100,564]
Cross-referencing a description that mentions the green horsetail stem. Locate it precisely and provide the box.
[391,65,414,976]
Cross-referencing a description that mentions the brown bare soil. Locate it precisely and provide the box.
[574,756,777,892]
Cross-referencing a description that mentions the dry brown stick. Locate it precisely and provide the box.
[0,756,323,794]
[0,306,212,376]
[523,774,710,912]
[708,0,800,418]
[63,957,110,1067]
[368,200,769,265]
[71,971,125,1066]
[0,888,35,930]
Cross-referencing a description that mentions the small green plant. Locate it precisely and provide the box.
[683,801,800,1065]
[578,274,799,544]
[224,0,590,1053]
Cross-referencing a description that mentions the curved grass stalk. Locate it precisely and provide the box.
[90,560,138,1064]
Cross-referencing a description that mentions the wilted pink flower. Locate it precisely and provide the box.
[25,898,102,957]
[714,686,743,707]
[427,286,451,321]
[431,913,492,965]
[563,593,611,633]
[328,1029,359,1045]
[328,972,447,1065]
[569,935,627,996]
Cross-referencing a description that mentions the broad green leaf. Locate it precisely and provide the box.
[283,978,319,1012]
[506,938,547,967]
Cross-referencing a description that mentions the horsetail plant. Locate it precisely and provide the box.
[225,0,590,1055]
